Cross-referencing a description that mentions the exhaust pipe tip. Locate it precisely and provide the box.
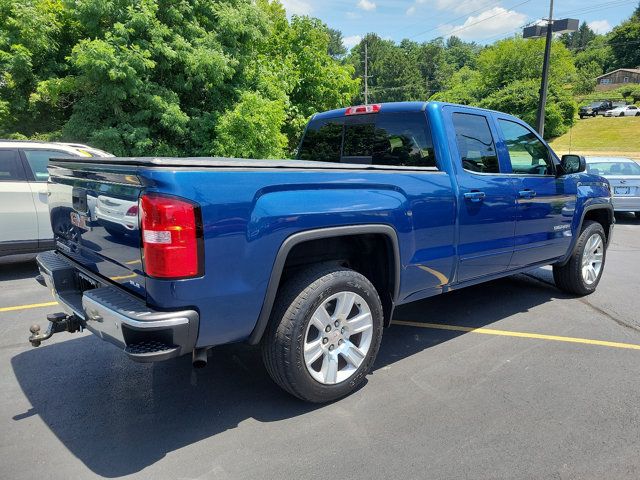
[192,348,209,369]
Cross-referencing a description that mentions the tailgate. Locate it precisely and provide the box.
[48,160,146,297]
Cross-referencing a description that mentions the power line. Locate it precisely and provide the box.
[397,0,505,41]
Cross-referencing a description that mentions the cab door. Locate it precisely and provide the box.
[446,107,518,282]
[493,116,576,268]
[0,148,39,251]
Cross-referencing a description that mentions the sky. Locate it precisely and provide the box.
[279,0,639,49]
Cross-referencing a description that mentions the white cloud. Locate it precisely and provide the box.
[435,0,498,14]
[408,0,496,16]
[357,0,376,12]
[439,7,527,40]
[280,0,312,16]
[588,19,612,34]
[343,35,363,49]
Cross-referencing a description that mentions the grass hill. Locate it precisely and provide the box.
[549,116,640,159]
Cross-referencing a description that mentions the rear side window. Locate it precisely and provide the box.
[297,118,344,163]
[0,149,26,182]
[452,113,500,174]
[298,112,438,168]
[23,150,75,182]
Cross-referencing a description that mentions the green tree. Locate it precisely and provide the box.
[348,34,426,103]
[432,37,577,138]
[608,3,640,68]
[1,0,358,158]
[561,22,597,51]
[326,27,347,58]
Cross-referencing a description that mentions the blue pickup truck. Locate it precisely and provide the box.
[31,101,613,402]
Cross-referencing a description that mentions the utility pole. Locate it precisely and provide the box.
[363,42,371,104]
[536,0,554,137]
[524,7,577,136]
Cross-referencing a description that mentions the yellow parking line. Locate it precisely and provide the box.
[391,320,640,351]
[0,301,59,313]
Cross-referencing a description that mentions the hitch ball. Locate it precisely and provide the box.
[29,324,42,347]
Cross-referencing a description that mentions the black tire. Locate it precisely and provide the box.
[620,112,625,117]
[579,114,585,119]
[553,220,607,296]
[262,265,383,403]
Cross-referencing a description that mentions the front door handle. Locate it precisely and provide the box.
[518,189,537,199]
[464,191,486,203]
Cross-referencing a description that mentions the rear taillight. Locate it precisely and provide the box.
[345,104,381,115]
[140,194,203,279]
[126,205,138,217]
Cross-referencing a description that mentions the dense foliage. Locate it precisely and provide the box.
[0,0,358,157]
[1,0,639,152]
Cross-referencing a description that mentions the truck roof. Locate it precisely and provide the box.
[313,101,429,120]
[312,101,504,121]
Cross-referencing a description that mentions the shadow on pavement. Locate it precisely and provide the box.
[0,255,39,282]
[11,271,568,477]
[614,212,639,225]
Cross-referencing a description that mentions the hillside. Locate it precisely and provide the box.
[549,116,640,159]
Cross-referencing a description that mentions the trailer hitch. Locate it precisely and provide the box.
[29,312,82,347]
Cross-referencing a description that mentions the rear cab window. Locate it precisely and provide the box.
[298,111,438,169]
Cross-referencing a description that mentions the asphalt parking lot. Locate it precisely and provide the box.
[1,215,640,480]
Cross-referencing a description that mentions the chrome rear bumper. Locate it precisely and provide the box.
[36,251,199,362]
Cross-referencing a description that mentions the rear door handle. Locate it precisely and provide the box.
[463,191,486,203]
[518,189,536,199]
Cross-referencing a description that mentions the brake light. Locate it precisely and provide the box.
[345,104,381,115]
[126,205,138,217]
[140,194,203,279]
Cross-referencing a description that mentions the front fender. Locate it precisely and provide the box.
[557,181,613,265]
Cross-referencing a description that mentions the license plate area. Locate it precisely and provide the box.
[614,186,630,195]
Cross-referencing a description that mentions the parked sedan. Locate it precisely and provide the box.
[0,140,113,257]
[586,157,640,216]
[604,105,640,117]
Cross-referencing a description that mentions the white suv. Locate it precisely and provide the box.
[0,140,113,257]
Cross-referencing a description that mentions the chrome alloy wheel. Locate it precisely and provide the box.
[303,291,374,385]
[581,233,604,285]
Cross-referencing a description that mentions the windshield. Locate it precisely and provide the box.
[587,161,640,176]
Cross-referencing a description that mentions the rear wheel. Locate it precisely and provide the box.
[262,266,383,403]
[553,221,606,295]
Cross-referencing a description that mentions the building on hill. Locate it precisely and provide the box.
[596,68,640,91]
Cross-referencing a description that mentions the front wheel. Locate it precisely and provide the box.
[553,221,607,295]
[262,266,383,403]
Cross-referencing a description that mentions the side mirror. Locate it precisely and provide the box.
[559,154,586,175]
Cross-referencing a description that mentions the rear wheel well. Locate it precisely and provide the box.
[583,208,613,243]
[279,234,397,327]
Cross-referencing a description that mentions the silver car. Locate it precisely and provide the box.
[586,157,640,216]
